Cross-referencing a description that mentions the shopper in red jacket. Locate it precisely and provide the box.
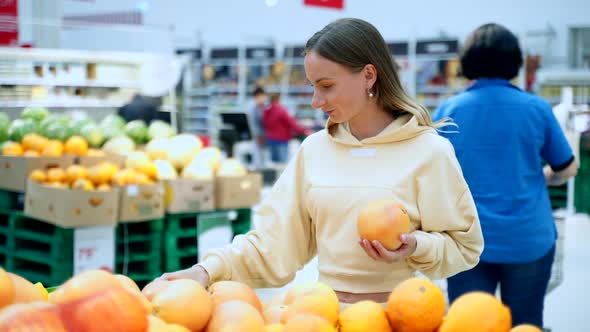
[262,94,310,163]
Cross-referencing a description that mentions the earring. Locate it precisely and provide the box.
[368,89,374,98]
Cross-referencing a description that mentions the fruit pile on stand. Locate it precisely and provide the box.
[0,110,577,331]
[0,268,543,331]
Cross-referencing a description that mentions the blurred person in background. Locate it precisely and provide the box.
[118,93,168,123]
[248,86,268,166]
[148,18,483,308]
[433,23,578,328]
[262,93,309,163]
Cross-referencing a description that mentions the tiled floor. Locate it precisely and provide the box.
[254,212,590,331]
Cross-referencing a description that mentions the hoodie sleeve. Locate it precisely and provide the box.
[198,145,316,288]
[406,138,483,279]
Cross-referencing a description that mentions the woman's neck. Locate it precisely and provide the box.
[349,105,396,140]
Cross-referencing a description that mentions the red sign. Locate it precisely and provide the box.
[0,0,18,46]
[304,0,344,10]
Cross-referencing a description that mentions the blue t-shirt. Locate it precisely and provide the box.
[433,78,573,263]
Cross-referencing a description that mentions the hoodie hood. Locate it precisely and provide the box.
[326,113,436,147]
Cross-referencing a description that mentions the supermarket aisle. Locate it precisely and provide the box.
[255,213,590,332]
[544,214,590,332]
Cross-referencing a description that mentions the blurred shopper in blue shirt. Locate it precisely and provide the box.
[433,23,577,329]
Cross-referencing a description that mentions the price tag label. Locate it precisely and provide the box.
[74,225,115,275]
[127,185,139,196]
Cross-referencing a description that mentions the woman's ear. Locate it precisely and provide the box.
[363,64,378,89]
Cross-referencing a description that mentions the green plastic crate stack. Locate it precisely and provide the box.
[164,208,252,272]
[0,190,25,211]
[548,184,568,210]
[0,210,73,286]
[116,218,164,288]
[232,208,252,236]
[164,212,206,272]
[574,136,590,214]
[0,210,14,267]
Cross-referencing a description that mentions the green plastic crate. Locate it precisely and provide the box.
[164,249,199,272]
[0,190,24,211]
[116,252,161,276]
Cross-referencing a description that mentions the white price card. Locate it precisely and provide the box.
[74,225,116,275]
[197,213,233,262]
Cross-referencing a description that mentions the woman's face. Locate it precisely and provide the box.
[304,51,370,124]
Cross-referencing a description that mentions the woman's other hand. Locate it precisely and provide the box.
[359,233,417,263]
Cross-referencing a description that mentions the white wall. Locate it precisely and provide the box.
[59,0,590,61]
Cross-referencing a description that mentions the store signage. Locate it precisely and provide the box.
[304,0,344,10]
[246,47,275,59]
[176,48,202,60]
[74,225,115,275]
[0,0,18,46]
[210,48,239,59]
[416,39,459,55]
[387,42,409,56]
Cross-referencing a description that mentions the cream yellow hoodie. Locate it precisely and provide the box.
[199,114,483,293]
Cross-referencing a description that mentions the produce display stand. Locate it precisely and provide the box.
[0,198,253,288]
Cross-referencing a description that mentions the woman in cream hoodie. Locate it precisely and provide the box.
[150,18,484,305]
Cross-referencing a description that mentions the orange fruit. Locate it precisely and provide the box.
[65,165,88,183]
[283,314,336,332]
[281,294,339,326]
[147,315,168,332]
[46,167,66,183]
[23,150,40,157]
[209,281,263,313]
[152,279,212,332]
[284,282,339,307]
[0,267,15,309]
[205,300,264,332]
[41,140,64,157]
[386,277,446,332]
[96,183,111,191]
[113,275,151,314]
[29,169,47,183]
[59,285,147,332]
[2,141,23,156]
[265,324,285,332]
[339,300,391,332]
[439,292,511,332]
[263,305,289,324]
[8,272,46,304]
[21,133,49,153]
[141,280,171,301]
[48,270,121,305]
[0,302,66,331]
[64,135,89,156]
[88,163,117,186]
[71,179,95,191]
[511,324,543,332]
[357,199,411,250]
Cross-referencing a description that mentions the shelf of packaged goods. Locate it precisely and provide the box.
[0,78,140,89]
[0,100,126,108]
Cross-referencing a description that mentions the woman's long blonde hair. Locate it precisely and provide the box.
[304,18,454,130]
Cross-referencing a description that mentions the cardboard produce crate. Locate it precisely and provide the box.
[215,173,263,209]
[74,153,126,168]
[0,156,75,192]
[24,180,119,228]
[118,183,165,223]
[163,179,215,214]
